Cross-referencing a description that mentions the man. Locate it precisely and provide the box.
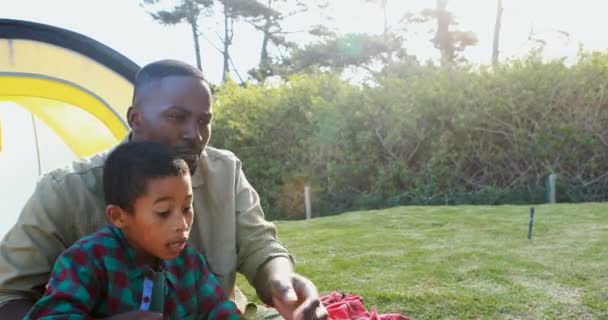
[0,60,327,320]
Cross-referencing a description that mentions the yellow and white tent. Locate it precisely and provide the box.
[0,19,139,236]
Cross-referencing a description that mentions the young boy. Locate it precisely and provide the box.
[25,142,242,319]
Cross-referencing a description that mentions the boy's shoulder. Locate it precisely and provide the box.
[60,226,121,263]
[163,243,209,278]
[170,243,206,266]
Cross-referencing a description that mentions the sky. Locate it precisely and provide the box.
[1,0,608,236]
[2,0,607,83]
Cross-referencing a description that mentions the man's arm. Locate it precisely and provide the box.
[252,257,294,305]
[0,299,33,319]
[233,168,295,293]
[0,174,76,319]
[254,258,326,320]
[233,168,326,320]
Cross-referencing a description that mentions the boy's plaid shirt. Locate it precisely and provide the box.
[25,225,242,320]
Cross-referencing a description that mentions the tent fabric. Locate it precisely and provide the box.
[0,75,125,156]
[0,19,139,157]
[0,19,138,83]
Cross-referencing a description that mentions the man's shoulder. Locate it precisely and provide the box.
[203,146,240,163]
[43,149,111,186]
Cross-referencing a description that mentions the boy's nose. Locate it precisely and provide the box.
[174,213,190,232]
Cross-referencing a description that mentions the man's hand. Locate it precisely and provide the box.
[270,273,328,320]
[100,310,163,320]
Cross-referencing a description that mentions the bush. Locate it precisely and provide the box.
[212,54,608,219]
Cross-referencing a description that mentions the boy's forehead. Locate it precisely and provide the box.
[145,174,192,195]
[131,176,191,211]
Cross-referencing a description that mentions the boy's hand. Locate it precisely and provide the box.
[271,274,328,320]
[100,310,163,320]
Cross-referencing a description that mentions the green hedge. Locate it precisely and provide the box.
[212,53,608,219]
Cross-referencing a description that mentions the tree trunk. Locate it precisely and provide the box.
[492,0,503,68]
[222,5,231,82]
[434,0,452,65]
[190,21,203,71]
[259,13,272,72]
[260,31,271,67]
[382,0,388,34]
[258,0,273,78]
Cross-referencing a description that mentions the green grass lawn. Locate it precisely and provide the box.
[237,203,608,319]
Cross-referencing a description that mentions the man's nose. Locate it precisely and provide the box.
[182,120,202,143]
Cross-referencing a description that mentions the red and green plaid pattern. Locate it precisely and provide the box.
[25,225,242,319]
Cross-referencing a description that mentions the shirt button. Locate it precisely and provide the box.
[145,269,155,279]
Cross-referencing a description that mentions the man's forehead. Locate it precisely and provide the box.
[141,76,209,93]
[166,105,213,115]
[133,76,211,106]
[158,75,208,87]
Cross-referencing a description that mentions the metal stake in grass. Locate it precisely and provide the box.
[528,207,535,240]
[304,185,311,220]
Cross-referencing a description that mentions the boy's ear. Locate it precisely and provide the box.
[106,204,128,228]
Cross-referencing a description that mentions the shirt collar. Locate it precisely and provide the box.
[191,152,206,188]
[123,132,206,188]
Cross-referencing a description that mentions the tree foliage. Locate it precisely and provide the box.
[141,1,608,220]
[244,0,307,81]
[277,32,407,75]
[142,0,269,81]
[212,53,608,219]
[404,0,478,65]
[142,0,213,70]
[216,0,269,82]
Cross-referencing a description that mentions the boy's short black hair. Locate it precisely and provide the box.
[132,59,208,104]
[103,141,190,212]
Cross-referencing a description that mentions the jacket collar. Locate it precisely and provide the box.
[121,133,206,188]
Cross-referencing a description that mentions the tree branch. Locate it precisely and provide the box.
[374,128,398,160]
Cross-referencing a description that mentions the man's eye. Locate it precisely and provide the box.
[157,211,170,218]
[168,113,185,121]
[183,206,193,214]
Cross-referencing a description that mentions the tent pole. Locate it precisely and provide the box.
[30,113,42,176]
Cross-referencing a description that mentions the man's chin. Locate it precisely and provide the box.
[175,152,200,172]
[187,161,198,174]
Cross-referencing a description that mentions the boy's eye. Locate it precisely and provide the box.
[156,211,170,218]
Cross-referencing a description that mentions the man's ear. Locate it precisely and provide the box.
[106,204,128,228]
[126,106,139,130]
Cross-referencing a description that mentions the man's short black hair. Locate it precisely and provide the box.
[103,141,190,212]
[132,59,208,103]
